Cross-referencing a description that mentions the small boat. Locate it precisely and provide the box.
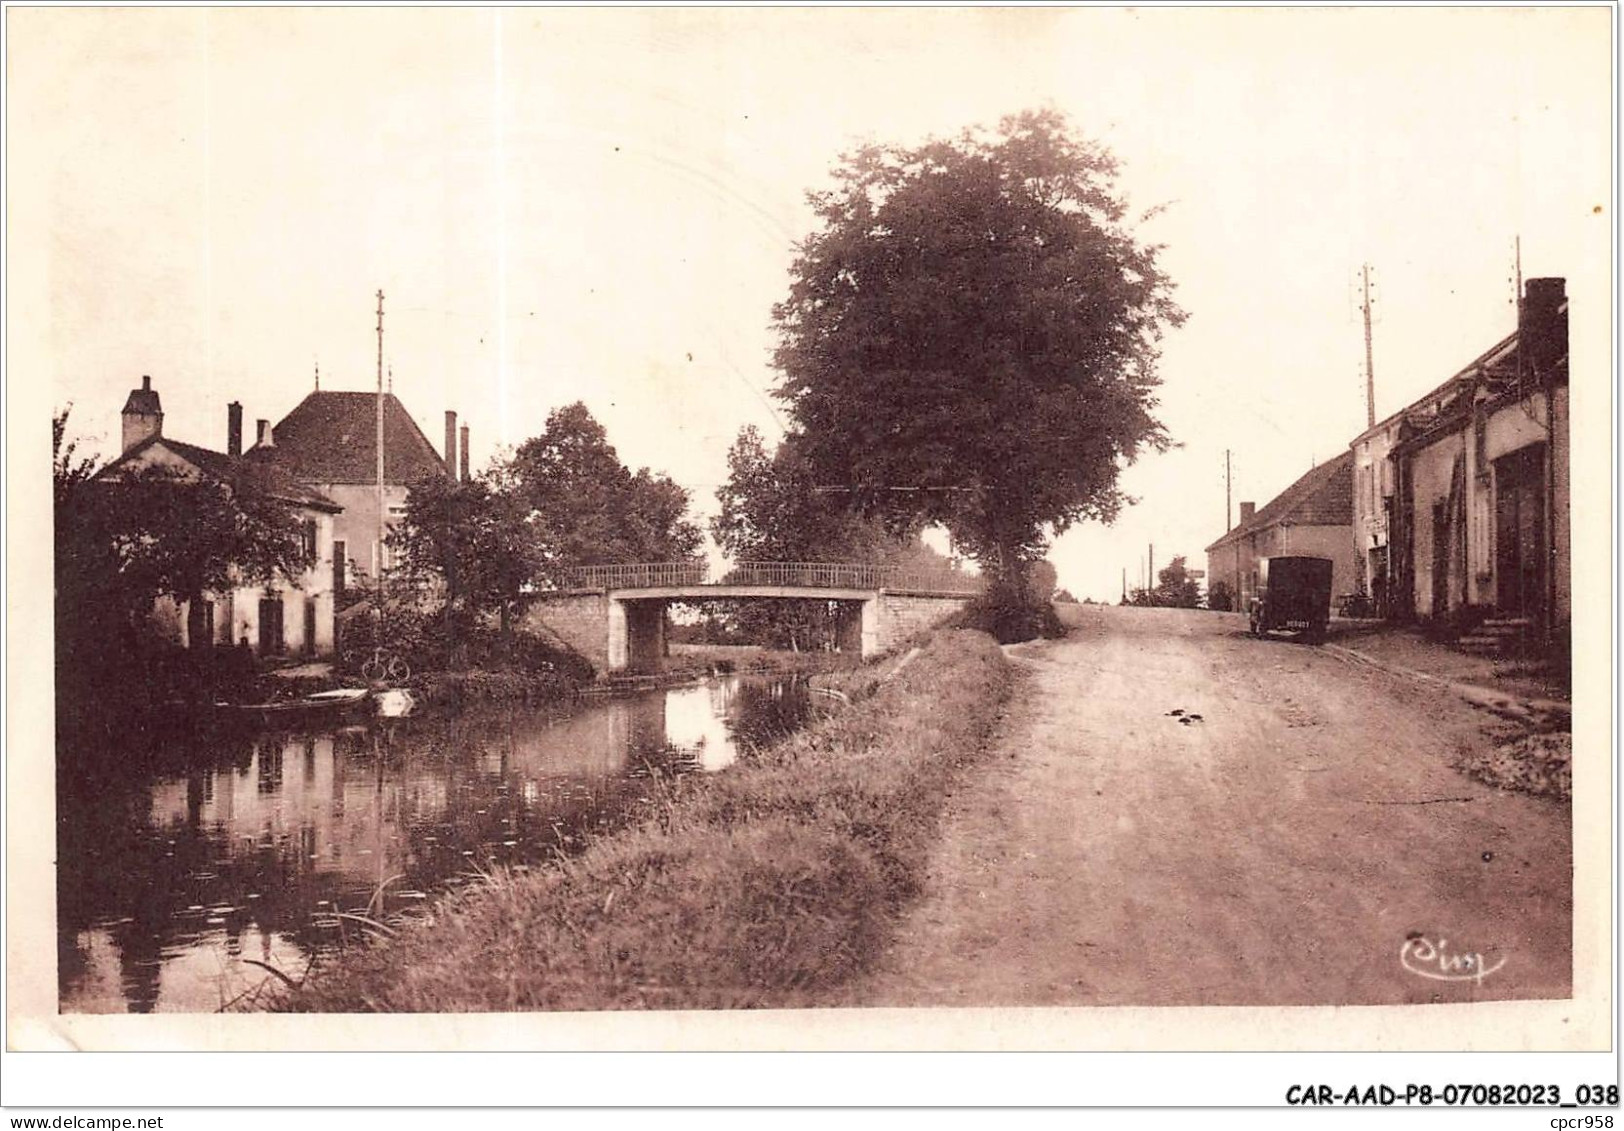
[228,687,372,717]
[372,687,417,719]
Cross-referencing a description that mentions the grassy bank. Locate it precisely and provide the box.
[272,628,1011,1012]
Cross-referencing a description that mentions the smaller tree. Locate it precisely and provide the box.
[1206,578,1235,612]
[53,407,100,510]
[1149,556,1201,608]
[712,426,965,649]
[390,468,541,642]
[509,402,703,580]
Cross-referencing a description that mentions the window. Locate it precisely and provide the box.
[301,519,318,564]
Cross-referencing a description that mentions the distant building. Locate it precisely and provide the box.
[1204,451,1356,615]
[93,377,344,656]
[244,390,460,599]
[1383,278,1568,646]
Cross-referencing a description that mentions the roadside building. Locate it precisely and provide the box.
[93,377,344,656]
[1349,383,1466,617]
[244,390,460,601]
[1384,278,1568,648]
[1205,451,1356,616]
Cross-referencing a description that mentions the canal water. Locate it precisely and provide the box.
[56,674,816,1013]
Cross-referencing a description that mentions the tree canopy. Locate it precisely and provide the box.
[710,425,958,650]
[1154,556,1202,608]
[714,426,884,564]
[390,401,705,637]
[772,109,1183,583]
[54,411,314,619]
[53,407,316,701]
[1125,554,1202,608]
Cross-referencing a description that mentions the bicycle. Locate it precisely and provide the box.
[346,646,411,683]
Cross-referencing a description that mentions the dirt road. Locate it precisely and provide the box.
[852,605,1572,1007]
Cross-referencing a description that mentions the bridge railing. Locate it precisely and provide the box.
[558,560,985,596]
[560,561,709,591]
[724,561,984,595]
[723,561,880,589]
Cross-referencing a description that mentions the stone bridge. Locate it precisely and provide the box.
[518,561,983,674]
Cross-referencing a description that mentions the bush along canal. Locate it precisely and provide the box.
[270,628,1012,1013]
[55,671,823,1013]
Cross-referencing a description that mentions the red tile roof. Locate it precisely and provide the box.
[246,391,449,486]
[1205,450,1353,553]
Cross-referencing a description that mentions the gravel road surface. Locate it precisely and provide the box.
[853,605,1571,1007]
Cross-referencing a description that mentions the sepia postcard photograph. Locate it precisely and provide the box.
[3,4,1615,1099]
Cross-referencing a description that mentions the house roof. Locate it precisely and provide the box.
[121,387,162,417]
[1351,295,1568,448]
[96,435,342,512]
[245,391,449,486]
[1205,450,1354,553]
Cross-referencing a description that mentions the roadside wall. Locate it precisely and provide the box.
[877,593,967,651]
[518,593,609,673]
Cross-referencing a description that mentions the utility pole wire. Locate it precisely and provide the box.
[810,485,980,494]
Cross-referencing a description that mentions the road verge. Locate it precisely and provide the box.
[270,627,1012,1012]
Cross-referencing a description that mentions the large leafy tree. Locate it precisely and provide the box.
[73,474,313,615]
[54,412,313,622]
[508,402,703,581]
[772,109,1184,586]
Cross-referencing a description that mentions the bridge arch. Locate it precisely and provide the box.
[519,562,980,675]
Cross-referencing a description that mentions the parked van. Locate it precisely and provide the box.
[1249,556,1333,642]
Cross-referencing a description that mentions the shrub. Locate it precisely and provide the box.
[952,582,1065,643]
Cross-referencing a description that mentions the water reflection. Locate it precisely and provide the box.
[57,674,813,1013]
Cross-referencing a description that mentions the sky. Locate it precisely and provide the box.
[11,7,1612,601]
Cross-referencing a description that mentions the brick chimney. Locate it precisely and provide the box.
[1239,501,1256,524]
[227,401,243,456]
[256,418,274,448]
[120,375,163,453]
[460,423,470,481]
[444,410,458,479]
[1521,277,1566,382]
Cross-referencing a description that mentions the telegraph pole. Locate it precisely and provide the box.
[1149,544,1155,592]
[1514,235,1523,323]
[1360,264,1376,428]
[1225,449,1232,531]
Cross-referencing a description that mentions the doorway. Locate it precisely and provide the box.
[258,595,285,654]
[1494,443,1546,619]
